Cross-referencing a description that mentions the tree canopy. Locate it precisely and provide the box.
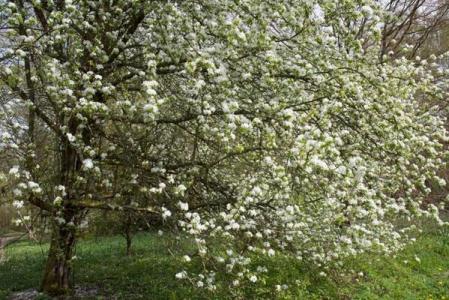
[0,0,448,295]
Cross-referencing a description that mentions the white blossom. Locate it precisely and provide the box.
[82,159,94,170]
[12,200,24,209]
[178,201,189,211]
[175,271,187,279]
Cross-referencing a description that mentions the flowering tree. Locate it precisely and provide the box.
[0,0,448,296]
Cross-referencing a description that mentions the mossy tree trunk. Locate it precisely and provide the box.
[40,219,77,296]
[40,119,83,296]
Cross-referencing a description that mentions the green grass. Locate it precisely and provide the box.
[1,228,449,299]
[329,228,449,300]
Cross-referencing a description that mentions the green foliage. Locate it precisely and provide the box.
[1,228,448,299]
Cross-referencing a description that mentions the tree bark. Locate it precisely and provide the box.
[0,238,5,262]
[40,119,82,295]
[124,214,133,256]
[125,231,132,256]
[40,217,77,295]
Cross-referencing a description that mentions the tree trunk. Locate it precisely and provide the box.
[0,238,5,263]
[40,223,76,296]
[124,214,133,256]
[40,120,81,296]
[126,232,132,256]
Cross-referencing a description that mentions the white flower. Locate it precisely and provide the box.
[267,249,275,257]
[312,4,325,23]
[143,103,158,114]
[222,102,230,113]
[175,184,187,195]
[143,81,158,96]
[143,80,158,88]
[249,275,257,283]
[12,200,24,209]
[182,255,191,262]
[9,165,20,176]
[82,159,94,170]
[199,247,207,256]
[216,257,225,263]
[53,196,63,206]
[66,133,76,142]
[28,181,42,194]
[162,207,172,219]
[251,186,262,195]
[335,165,346,175]
[178,201,189,211]
[311,157,328,170]
[3,67,12,75]
[28,181,38,189]
[175,271,187,279]
[2,132,11,140]
[361,5,373,16]
[57,185,67,196]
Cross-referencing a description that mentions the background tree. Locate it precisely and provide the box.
[379,0,449,59]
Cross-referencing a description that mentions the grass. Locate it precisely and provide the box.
[1,227,449,299]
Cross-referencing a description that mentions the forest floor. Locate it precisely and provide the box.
[0,225,448,299]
